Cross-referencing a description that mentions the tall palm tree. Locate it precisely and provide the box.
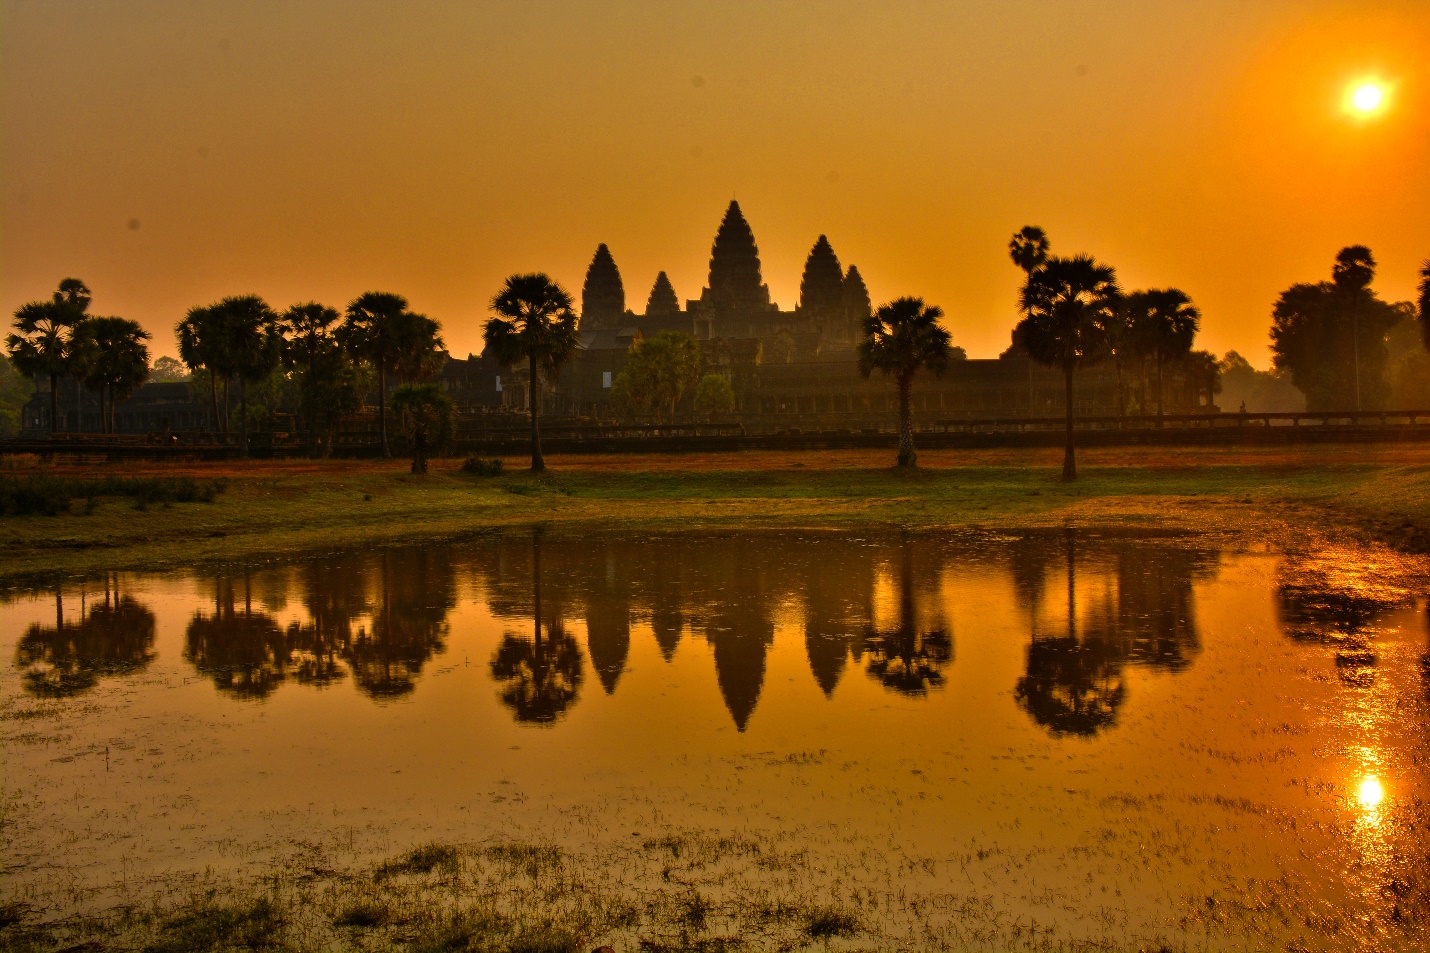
[7,278,93,433]
[214,296,283,458]
[390,311,446,384]
[176,304,229,432]
[1009,227,1050,414]
[280,302,341,455]
[1016,255,1120,481]
[1416,259,1429,350]
[484,274,580,472]
[73,317,150,433]
[1126,288,1199,417]
[857,296,953,468]
[341,292,410,458]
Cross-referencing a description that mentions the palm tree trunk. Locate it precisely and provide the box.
[239,377,249,458]
[1062,362,1077,482]
[1156,350,1165,421]
[209,373,220,433]
[529,353,545,472]
[221,377,231,435]
[378,359,391,459]
[1114,357,1124,417]
[896,373,916,468]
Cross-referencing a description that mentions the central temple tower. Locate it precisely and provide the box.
[700,201,774,314]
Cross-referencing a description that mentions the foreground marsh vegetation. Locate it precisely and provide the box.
[3,444,1430,581]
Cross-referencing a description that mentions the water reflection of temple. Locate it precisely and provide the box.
[1010,533,1217,736]
[14,576,155,698]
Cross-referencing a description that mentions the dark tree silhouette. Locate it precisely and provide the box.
[645,271,680,318]
[390,311,445,384]
[73,317,151,433]
[581,244,626,329]
[280,302,345,455]
[484,273,581,472]
[14,584,156,698]
[389,382,453,474]
[342,291,411,458]
[176,303,230,431]
[345,549,452,699]
[1417,259,1430,350]
[7,279,90,433]
[1007,227,1051,414]
[1015,255,1120,480]
[1125,288,1200,417]
[213,296,283,458]
[1270,246,1400,411]
[857,297,953,467]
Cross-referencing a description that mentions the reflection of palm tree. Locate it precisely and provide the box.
[1014,533,1124,735]
[862,540,953,697]
[1275,557,1407,687]
[490,531,584,724]
[185,576,289,700]
[289,555,373,688]
[345,549,451,699]
[15,581,156,698]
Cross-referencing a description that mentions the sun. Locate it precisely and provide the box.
[1346,80,1389,116]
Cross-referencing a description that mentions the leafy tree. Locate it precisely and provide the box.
[1270,246,1401,411]
[389,382,454,475]
[341,291,411,458]
[1125,288,1200,416]
[6,278,91,433]
[176,303,230,431]
[612,331,703,418]
[0,355,33,436]
[483,273,580,472]
[693,373,736,413]
[1015,255,1120,481]
[1008,227,1050,410]
[857,297,953,468]
[73,317,151,433]
[211,296,283,458]
[148,356,189,382]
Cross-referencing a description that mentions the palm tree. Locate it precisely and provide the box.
[280,302,341,455]
[390,311,446,384]
[1126,289,1199,417]
[389,382,453,475]
[176,304,228,432]
[1008,227,1050,413]
[73,317,150,433]
[1016,255,1120,481]
[1417,260,1429,350]
[857,297,953,467]
[341,292,410,458]
[213,296,283,458]
[6,279,92,433]
[483,274,581,472]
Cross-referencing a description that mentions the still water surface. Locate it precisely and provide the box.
[3,529,1428,948]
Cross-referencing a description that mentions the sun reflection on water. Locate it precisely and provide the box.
[1358,774,1384,811]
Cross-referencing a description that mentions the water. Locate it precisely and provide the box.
[3,528,1428,949]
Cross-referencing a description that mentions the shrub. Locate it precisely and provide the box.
[462,457,505,477]
[0,475,228,517]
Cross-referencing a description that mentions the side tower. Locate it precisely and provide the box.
[580,243,626,330]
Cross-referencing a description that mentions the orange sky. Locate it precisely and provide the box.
[3,0,1427,366]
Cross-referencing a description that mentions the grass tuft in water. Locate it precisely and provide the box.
[332,898,391,928]
[803,906,859,940]
[376,842,462,879]
[141,896,282,953]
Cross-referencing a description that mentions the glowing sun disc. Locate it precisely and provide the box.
[1350,82,1385,114]
[1358,775,1384,809]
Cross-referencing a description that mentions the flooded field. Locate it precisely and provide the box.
[3,528,1428,951]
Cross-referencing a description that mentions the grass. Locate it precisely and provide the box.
[2,444,1430,582]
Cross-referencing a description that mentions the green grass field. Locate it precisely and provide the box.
[3,443,1430,582]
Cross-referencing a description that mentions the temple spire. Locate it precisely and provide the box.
[645,271,680,317]
[704,201,771,312]
[581,243,625,329]
[799,235,844,315]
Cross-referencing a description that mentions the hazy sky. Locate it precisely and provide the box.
[3,0,1427,365]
